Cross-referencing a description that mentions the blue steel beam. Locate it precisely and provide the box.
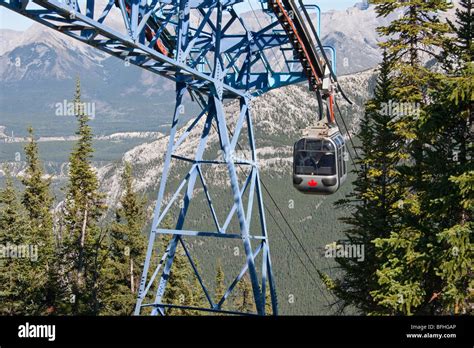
[0,0,310,96]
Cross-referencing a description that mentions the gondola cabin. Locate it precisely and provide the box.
[293,122,348,195]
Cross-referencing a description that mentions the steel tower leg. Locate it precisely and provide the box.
[133,0,277,317]
[134,82,278,315]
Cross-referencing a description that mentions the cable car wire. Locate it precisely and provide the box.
[260,191,335,307]
[248,0,284,72]
[259,178,336,306]
[334,99,362,163]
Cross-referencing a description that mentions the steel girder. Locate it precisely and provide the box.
[1,0,309,96]
[134,82,278,315]
[132,0,279,314]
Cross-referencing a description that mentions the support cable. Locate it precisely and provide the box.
[248,0,284,72]
[335,99,362,165]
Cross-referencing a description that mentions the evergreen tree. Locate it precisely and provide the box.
[22,127,53,232]
[447,0,473,63]
[162,239,195,315]
[0,174,31,314]
[187,260,207,315]
[264,285,273,316]
[101,162,147,315]
[234,275,256,313]
[373,0,451,190]
[214,259,226,312]
[322,52,405,314]
[137,219,205,316]
[434,171,473,314]
[424,0,473,314]
[61,77,107,315]
[421,69,473,314]
[366,0,473,315]
[21,127,60,314]
[365,0,456,315]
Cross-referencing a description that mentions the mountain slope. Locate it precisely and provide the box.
[0,23,183,137]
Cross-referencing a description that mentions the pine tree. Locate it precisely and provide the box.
[365,0,456,315]
[264,285,273,316]
[21,127,60,314]
[234,275,256,313]
[214,259,226,312]
[135,217,205,316]
[22,127,53,234]
[322,52,405,314]
[422,71,473,314]
[187,259,207,316]
[373,0,451,189]
[448,0,473,63]
[0,174,31,314]
[162,239,195,315]
[424,1,473,314]
[373,0,451,100]
[101,162,147,315]
[61,77,107,315]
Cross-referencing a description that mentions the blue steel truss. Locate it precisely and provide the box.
[1,0,316,96]
[1,0,336,315]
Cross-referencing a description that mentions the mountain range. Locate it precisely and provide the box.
[0,3,394,138]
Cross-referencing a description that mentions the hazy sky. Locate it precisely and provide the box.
[0,0,360,31]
